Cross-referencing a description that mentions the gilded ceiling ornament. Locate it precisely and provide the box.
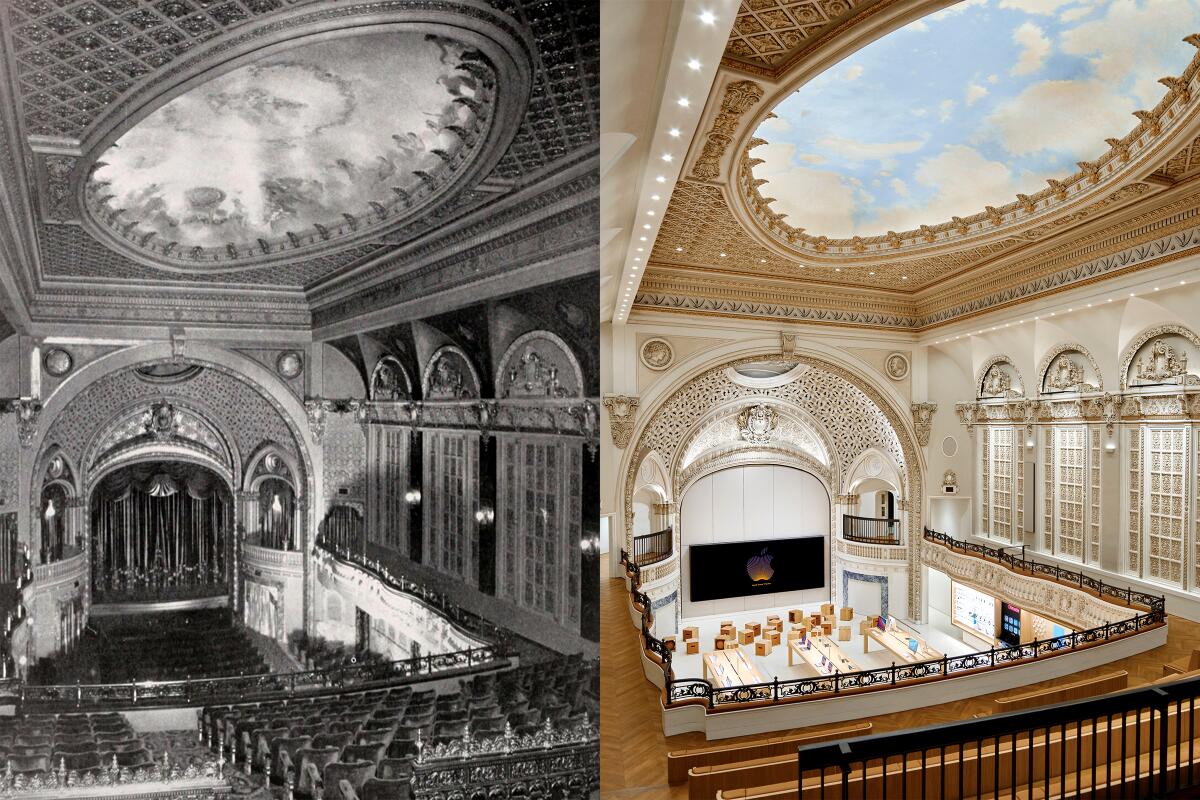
[942,470,958,490]
[689,80,764,182]
[885,353,910,381]
[954,402,978,437]
[780,331,796,358]
[43,348,73,378]
[910,402,936,447]
[43,155,76,223]
[602,395,638,450]
[737,403,777,445]
[304,398,328,442]
[639,338,674,371]
[142,400,181,441]
[275,352,303,380]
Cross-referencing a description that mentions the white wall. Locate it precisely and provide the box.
[680,464,830,618]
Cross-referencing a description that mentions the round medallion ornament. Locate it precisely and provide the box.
[48,456,64,480]
[640,338,674,371]
[941,436,958,458]
[43,348,73,377]
[866,456,883,477]
[276,351,303,379]
[885,352,910,381]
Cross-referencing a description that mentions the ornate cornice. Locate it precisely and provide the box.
[1036,342,1105,395]
[688,80,763,183]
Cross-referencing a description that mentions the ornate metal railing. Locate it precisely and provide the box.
[18,643,505,710]
[314,533,507,648]
[923,527,1167,611]
[842,514,900,545]
[632,527,672,567]
[621,534,1165,712]
[410,718,598,799]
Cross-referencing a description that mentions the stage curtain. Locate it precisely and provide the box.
[256,478,295,550]
[91,461,231,602]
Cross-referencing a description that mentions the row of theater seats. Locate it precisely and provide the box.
[204,656,597,800]
[94,612,269,682]
[0,712,152,778]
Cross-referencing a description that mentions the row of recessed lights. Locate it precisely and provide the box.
[930,280,1187,344]
[615,8,718,323]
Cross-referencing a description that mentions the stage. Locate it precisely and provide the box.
[90,595,228,617]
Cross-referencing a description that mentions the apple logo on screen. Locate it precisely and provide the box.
[746,548,774,582]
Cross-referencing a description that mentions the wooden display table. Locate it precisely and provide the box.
[703,648,768,688]
[789,633,861,675]
[865,621,943,664]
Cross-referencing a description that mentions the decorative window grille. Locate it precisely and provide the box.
[423,431,479,586]
[1128,427,1141,574]
[496,434,583,629]
[1145,427,1187,586]
[1089,428,1101,563]
[369,427,409,553]
[988,427,1013,541]
[1051,425,1086,561]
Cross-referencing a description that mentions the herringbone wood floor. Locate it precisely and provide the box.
[600,571,1200,799]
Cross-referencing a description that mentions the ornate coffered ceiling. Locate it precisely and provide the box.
[0,0,598,332]
[635,0,1200,331]
[721,0,887,77]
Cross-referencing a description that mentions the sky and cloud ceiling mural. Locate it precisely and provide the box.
[89,31,485,255]
[752,0,1200,239]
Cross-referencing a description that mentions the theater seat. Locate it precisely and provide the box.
[8,754,50,775]
[273,734,313,784]
[55,750,102,773]
[362,776,410,800]
[323,760,377,800]
[296,746,342,798]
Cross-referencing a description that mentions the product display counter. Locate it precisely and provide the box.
[702,648,768,687]
[789,632,860,675]
[866,618,943,663]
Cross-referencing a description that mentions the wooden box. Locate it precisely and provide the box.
[755,639,773,657]
[839,607,854,622]
[685,640,699,655]
[683,626,699,641]
[738,629,755,645]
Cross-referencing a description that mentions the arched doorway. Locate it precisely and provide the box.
[89,461,233,604]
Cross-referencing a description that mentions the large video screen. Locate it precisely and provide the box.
[689,536,824,602]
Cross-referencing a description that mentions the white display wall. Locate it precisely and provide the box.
[679,464,830,618]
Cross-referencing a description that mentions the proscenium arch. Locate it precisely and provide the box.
[621,344,926,618]
[25,342,321,630]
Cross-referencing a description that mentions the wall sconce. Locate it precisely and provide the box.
[1025,439,1036,449]
[404,489,421,505]
[474,507,495,525]
[1105,441,1117,455]
[271,495,283,515]
[43,499,56,521]
[580,534,600,553]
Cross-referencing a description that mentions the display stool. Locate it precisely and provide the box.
[788,629,805,642]
[663,634,677,651]
[840,607,854,622]
[820,603,835,618]
[685,640,699,655]
[788,608,803,624]
[768,629,781,646]
[837,626,851,642]
[738,629,755,645]
[755,639,773,657]
[683,626,699,641]
[719,620,734,630]
[822,622,833,636]
[747,622,761,636]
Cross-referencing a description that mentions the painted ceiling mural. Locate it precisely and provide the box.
[86,31,489,260]
[751,0,1200,238]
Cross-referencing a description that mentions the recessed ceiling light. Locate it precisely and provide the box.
[1181,280,1187,285]
[639,236,647,241]
[646,210,655,216]
[642,224,651,229]
[662,153,673,162]
[668,128,681,138]
[1067,308,1072,313]
[677,97,690,108]
[1107,298,1113,302]
[835,268,842,272]
[675,246,683,252]
[651,194,660,201]
[634,257,640,261]
[636,247,644,252]
[868,271,875,276]
[688,59,701,70]
[1049,312,1055,316]
[1154,286,1159,291]
[719,252,727,257]
[759,258,766,263]
[901,276,908,280]
[1130,292,1136,297]
[655,175,666,183]
[1086,303,1092,307]
[699,10,716,25]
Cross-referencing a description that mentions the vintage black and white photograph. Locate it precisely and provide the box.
[0,0,599,797]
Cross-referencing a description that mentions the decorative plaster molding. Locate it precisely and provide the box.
[603,395,639,449]
[910,402,936,447]
[689,80,764,182]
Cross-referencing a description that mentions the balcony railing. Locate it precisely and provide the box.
[842,514,900,545]
[632,527,672,567]
[799,671,1200,798]
[619,530,1165,714]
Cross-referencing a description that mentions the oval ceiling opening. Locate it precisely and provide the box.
[85,30,495,264]
[749,0,1200,239]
